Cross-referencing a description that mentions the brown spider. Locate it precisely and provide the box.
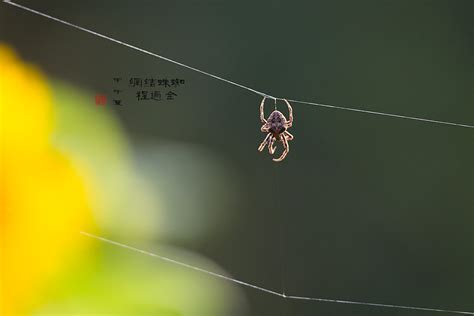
[258,97,294,162]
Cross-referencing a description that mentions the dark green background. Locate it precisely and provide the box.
[1,0,473,315]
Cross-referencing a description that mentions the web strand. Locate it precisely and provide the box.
[80,232,474,315]
[286,99,474,129]
[2,0,272,100]
[4,0,474,130]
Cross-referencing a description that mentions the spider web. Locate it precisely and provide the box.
[4,1,473,315]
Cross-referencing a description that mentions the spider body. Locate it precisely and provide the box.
[258,97,294,162]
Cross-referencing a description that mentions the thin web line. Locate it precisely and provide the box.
[2,0,271,99]
[81,232,474,316]
[287,99,474,129]
[4,0,474,130]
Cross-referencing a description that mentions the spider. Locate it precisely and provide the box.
[258,97,294,162]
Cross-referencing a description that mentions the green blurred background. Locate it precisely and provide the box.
[1,0,473,315]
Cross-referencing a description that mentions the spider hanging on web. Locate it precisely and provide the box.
[258,97,294,162]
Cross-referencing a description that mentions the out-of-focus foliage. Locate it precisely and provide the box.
[0,44,245,316]
[51,81,161,241]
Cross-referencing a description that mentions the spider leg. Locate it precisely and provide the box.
[261,124,270,132]
[284,99,293,127]
[260,96,267,123]
[258,133,272,152]
[273,134,289,162]
[260,124,270,133]
[268,135,276,154]
[284,130,294,140]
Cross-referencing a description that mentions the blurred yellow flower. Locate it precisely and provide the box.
[0,43,243,316]
[0,45,94,315]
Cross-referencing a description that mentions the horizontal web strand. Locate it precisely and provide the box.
[286,99,474,129]
[4,0,474,129]
[81,232,474,316]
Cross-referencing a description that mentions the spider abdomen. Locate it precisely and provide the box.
[268,111,287,135]
[270,125,286,134]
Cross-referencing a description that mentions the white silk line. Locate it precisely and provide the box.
[80,231,474,315]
